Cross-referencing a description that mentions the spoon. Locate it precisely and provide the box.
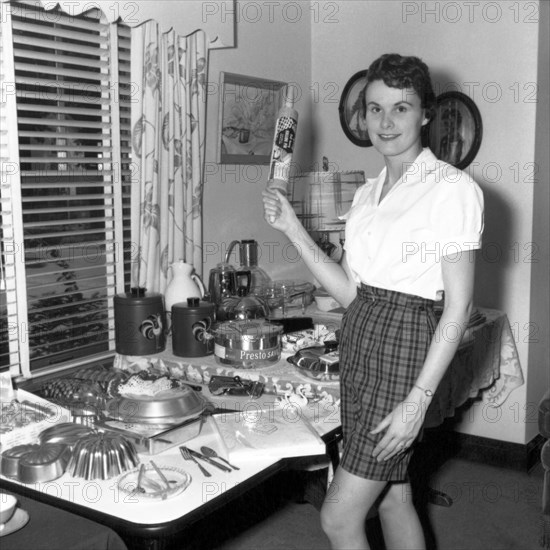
[200,446,240,470]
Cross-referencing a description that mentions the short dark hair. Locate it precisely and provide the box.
[366,53,436,120]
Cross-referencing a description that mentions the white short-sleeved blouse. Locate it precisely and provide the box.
[342,148,484,301]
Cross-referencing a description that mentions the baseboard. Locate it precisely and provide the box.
[422,425,544,472]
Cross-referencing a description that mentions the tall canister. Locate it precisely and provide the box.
[172,298,215,357]
[114,289,166,355]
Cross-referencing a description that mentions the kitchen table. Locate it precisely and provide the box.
[1,405,335,549]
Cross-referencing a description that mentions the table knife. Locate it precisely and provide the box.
[184,447,232,472]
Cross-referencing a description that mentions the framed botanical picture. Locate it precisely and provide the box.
[338,70,372,147]
[217,72,287,164]
[428,91,483,169]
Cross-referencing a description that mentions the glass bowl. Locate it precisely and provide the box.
[117,465,191,500]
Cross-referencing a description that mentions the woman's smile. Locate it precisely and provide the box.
[378,133,401,141]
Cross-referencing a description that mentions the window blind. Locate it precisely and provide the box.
[0,1,131,376]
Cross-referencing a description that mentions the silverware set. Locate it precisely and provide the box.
[200,446,239,470]
[179,445,239,477]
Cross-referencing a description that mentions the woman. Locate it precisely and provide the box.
[263,53,484,549]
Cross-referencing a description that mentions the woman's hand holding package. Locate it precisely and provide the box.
[370,392,430,462]
[262,188,300,234]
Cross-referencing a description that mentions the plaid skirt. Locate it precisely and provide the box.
[339,284,437,481]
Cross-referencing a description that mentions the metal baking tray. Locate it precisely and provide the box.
[96,413,210,455]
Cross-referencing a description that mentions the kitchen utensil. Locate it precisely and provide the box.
[38,422,95,447]
[1,444,40,478]
[225,239,271,296]
[183,447,231,472]
[37,378,105,426]
[13,399,56,419]
[200,446,240,470]
[287,345,340,382]
[98,412,207,455]
[179,446,211,477]
[150,460,171,490]
[117,465,191,500]
[207,262,251,307]
[17,443,71,484]
[212,320,283,368]
[67,432,139,480]
[259,281,285,313]
[135,463,146,494]
[260,280,314,316]
[164,261,206,312]
[106,386,207,424]
[139,475,164,493]
[230,288,270,320]
[71,364,130,396]
[171,298,215,357]
[114,288,166,355]
[208,375,264,398]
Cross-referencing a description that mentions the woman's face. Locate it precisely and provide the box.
[365,79,428,162]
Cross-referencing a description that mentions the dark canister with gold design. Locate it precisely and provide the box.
[114,288,166,355]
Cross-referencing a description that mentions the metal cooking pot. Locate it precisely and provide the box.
[212,320,283,368]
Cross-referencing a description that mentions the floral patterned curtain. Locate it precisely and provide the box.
[131,22,208,292]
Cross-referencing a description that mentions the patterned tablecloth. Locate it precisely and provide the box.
[114,307,524,429]
[426,307,524,426]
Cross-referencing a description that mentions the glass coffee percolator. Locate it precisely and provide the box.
[225,239,271,296]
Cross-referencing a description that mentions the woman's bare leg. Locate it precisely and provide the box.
[320,465,387,549]
[378,481,426,550]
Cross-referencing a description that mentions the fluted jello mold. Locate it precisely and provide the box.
[67,432,139,480]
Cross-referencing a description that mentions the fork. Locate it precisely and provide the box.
[180,446,211,477]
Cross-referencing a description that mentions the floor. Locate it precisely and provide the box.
[202,456,546,550]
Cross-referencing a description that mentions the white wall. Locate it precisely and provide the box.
[202,2,314,282]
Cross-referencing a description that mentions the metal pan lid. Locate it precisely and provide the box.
[212,320,283,340]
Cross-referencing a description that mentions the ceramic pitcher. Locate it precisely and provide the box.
[164,261,206,312]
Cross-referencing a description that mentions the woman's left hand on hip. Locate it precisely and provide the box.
[370,400,425,462]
